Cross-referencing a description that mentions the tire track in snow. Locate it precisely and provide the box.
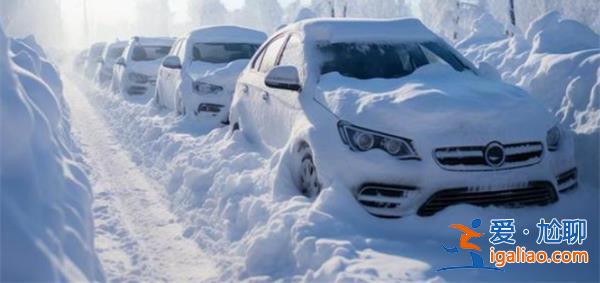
[63,75,218,282]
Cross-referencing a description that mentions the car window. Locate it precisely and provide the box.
[192,43,260,63]
[318,41,471,80]
[279,34,302,68]
[177,40,187,59]
[107,47,125,59]
[131,45,171,61]
[169,40,181,55]
[258,35,287,73]
[251,47,267,70]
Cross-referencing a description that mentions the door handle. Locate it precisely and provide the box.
[241,84,248,94]
[262,91,269,101]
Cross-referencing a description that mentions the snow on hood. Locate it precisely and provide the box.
[315,64,554,148]
[187,59,248,90]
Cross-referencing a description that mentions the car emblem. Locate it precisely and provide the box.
[484,142,505,168]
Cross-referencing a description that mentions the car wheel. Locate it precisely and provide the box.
[296,141,321,198]
[154,89,161,106]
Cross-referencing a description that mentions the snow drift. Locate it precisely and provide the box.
[458,11,600,187]
[0,26,103,281]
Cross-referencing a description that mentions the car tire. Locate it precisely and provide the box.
[295,141,321,199]
[154,89,161,106]
[176,95,186,116]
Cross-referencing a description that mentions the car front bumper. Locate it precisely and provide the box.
[125,79,156,95]
[310,127,577,218]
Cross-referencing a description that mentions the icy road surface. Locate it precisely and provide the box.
[64,76,218,282]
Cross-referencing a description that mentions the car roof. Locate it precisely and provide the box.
[131,36,175,46]
[186,25,267,44]
[108,40,128,49]
[280,17,440,44]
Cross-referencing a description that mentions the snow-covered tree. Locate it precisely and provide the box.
[0,0,64,47]
[231,0,284,32]
[136,0,171,36]
[188,0,229,27]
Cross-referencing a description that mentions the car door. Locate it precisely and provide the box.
[172,38,188,109]
[237,33,289,147]
[159,38,182,109]
[262,33,305,149]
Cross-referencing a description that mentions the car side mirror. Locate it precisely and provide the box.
[478,62,501,81]
[265,65,301,91]
[162,55,182,69]
[116,57,126,66]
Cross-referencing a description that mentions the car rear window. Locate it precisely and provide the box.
[131,45,171,61]
[192,43,260,64]
[318,41,470,80]
[107,47,125,59]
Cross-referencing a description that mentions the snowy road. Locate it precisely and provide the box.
[63,76,218,282]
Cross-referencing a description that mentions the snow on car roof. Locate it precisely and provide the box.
[187,25,267,44]
[284,17,440,43]
[131,36,174,46]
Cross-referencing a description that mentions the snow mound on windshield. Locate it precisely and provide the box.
[188,60,248,89]
[457,11,600,187]
[0,27,103,281]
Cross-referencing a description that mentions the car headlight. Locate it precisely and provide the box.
[338,121,419,159]
[128,72,148,83]
[193,81,223,94]
[547,125,561,151]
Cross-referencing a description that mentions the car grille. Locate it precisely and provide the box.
[127,86,147,95]
[417,181,557,216]
[434,142,543,171]
[556,167,577,193]
[356,184,417,218]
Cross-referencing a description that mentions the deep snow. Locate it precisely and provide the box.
[457,11,600,187]
[0,27,102,281]
[2,9,598,283]
[65,74,218,282]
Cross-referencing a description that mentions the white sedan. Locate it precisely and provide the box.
[229,18,578,217]
[154,26,266,124]
[111,36,174,96]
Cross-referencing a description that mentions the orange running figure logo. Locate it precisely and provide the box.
[449,223,483,251]
[438,218,503,272]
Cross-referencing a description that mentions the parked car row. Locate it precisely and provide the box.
[76,18,577,218]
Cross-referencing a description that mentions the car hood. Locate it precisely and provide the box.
[315,64,555,149]
[187,60,248,91]
[129,59,163,77]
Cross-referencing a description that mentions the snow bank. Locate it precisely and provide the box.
[0,26,103,281]
[458,11,600,187]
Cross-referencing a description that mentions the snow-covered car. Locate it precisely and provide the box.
[111,36,174,96]
[229,18,578,217]
[84,42,106,79]
[73,48,88,71]
[154,26,266,123]
[94,40,127,86]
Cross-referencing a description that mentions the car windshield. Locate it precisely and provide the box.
[107,47,125,59]
[192,43,260,64]
[318,41,470,79]
[131,45,171,61]
[89,45,105,58]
